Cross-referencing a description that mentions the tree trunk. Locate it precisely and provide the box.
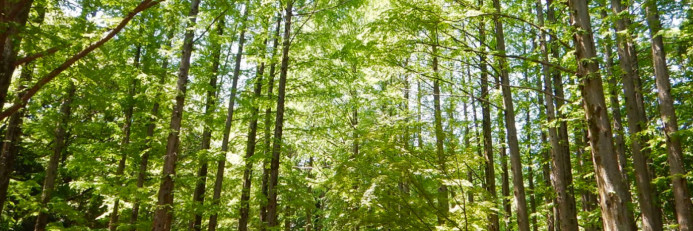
[478,11,499,231]
[492,0,530,229]
[498,109,511,229]
[188,19,224,231]
[431,44,449,225]
[109,44,141,231]
[0,0,33,110]
[566,0,636,229]
[266,1,293,227]
[609,1,664,229]
[207,4,250,230]
[536,1,580,230]
[151,0,201,229]
[645,1,693,229]
[238,37,268,231]
[260,15,283,229]
[130,29,174,229]
[34,82,76,231]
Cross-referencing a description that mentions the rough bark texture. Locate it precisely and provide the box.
[207,4,250,230]
[567,0,636,229]
[645,1,693,229]
[609,1,664,229]
[151,0,200,229]
[266,1,293,227]
[492,0,530,229]
[34,83,76,231]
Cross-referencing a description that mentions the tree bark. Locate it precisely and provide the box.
[536,1,579,230]
[608,1,664,229]
[130,29,174,229]
[645,1,693,229]
[188,19,224,231]
[566,0,636,229]
[207,4,250,230]
[0,0,33,110]
[266,1,293,227]
[238,36,269,231]
[492,0,530,229]
[260,15,283,229]
[151,0,201,229]
[109,44,141,231]
[431,44,449,225]
[34,82,76,231]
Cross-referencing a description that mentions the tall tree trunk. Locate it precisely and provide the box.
[151,0,201,229]
[34,82,76,231]
[537,1,580,230]
[188,19,224,231]
[207,4,250,230]
[609,1,664,229]
[645,1,693,229]
[0,0,33,110]
[266,1,293,227]
[109,44,142,231]
[491,0,530,229]
[131,29,174,229]
[598,10,628,182]
[478,11,499,231]
[431,44,449,225]
[260,15,283,229]
[0,3,45,213]
[238,36,269,231]
[566,0,636,229]
[498,108,511,229]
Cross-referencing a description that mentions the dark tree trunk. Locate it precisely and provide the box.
[266,1,293,227]
[431,44,449,225]
[491,0,530,229]
[645,1,693,229]
[151,0,201,229]
[566,0,636,229]
[109,45,142,231]
[130,29,174,229]
[188,19,224,231]
[34,82,76,231]
[208,4,250,230]
[0,0,33,110]
[260,15,282,229]
[238,36,268,231]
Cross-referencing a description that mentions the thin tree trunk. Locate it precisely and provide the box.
[130,29,174,229]
[34,82,76,231]
[566,0,636,229]
[109,44,142,231]
[498,108,511,229]
[491,0,530,229]
[431,44,449,225]
[207,4,250,230]
[478,10,499,231]
[238,36,269,231]
[536,1,580,230]
[188,19,224,231]
[645,1,693,229]
[151,0,201,229]
[260,15,282,229]
[265,1,293,227]
[609,1,664,229]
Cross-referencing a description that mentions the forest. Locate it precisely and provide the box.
[0,0,692,230]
